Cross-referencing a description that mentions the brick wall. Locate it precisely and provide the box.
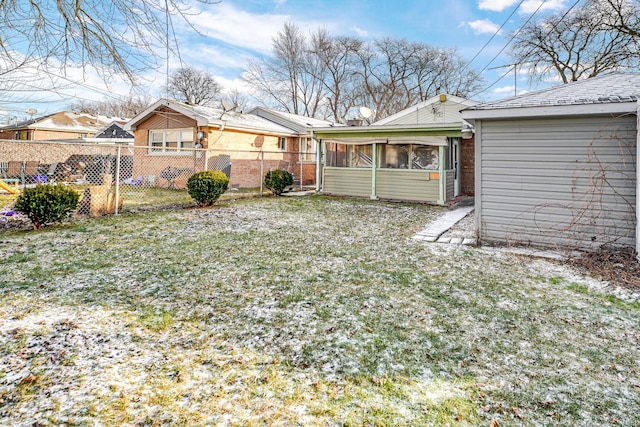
[0,139,117,164]
[131,109,317,189]
[460,137,475,196]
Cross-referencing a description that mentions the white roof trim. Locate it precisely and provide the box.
[462,101,638,120]
[387,136,448,146]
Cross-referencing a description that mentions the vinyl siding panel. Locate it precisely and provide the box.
[323,168,372,198]
[479,115,636,250]
[445,170,455,200]
[376,169,439,202]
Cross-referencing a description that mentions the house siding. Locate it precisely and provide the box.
[323,168,372,198]
[376,169,439,201]
[478,115,637,250]
[445,170,455,200]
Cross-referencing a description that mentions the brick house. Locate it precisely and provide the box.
[0,112,115,141]
[124,99,335,188]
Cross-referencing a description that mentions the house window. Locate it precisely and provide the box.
[149,129,194,153]
[300,137,316,161]
[412,146,439,169]
[378,144,439,170]
[379,145,410,169]
[326,143,373,167]
[278,137,287,151]
[326,143,348,167]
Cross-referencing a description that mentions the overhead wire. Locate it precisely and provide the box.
[460,0,526,73]
[472,0,584,98]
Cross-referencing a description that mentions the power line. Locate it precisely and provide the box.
[460,0,526,73]
[472,0,583,98]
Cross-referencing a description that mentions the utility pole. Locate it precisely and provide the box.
[489,63,521,96]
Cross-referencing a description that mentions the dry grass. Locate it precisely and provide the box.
[0,195,639,426]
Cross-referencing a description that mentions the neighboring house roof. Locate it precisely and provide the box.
[126,99,298,136]
[94,121,134,139]
[375,94,479,126]
[462,72,640,120]
[249,107,338,134]
[0,111,116,134]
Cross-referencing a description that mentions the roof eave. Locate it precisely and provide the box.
[312,122,463,139]
[462,102,638,120]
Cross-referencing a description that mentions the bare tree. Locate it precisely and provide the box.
[244,22,325,117]
[68,94,154,118]
[223,88,252,113]
[354,39,483,121]
[168,66,221,106]
[245,23,483,122]
[509,2,639,84]
[309,29,363,123]
[0,1,218,82]
[597,0,640,38]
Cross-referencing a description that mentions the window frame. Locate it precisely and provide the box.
[148,128,195,154]
[300,137,316,162]
[278,136,287,151]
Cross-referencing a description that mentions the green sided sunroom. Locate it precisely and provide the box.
[313,124,465,204]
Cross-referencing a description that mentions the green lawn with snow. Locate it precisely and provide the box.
[1,196,638,426]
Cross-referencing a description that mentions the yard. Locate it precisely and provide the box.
[1,196,639,426]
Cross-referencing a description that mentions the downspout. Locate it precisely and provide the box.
[437,145,445,205]
[636,101,640,260]
[371,142,378,200]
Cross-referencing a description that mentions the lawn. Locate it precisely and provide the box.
[0,196,638,426]
[1,184,264,214]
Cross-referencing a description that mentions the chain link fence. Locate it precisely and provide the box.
[1,140,316,226]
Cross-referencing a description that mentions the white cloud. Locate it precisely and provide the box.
[467,19,502,35]
[351,26,370,38]
[478,0,566,13]
[192,3,294,54]
[520,0,566,14]
[477,0,518,12]
[493,85,516,95]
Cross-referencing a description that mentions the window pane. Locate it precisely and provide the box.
[301,137,315,161]
[412,146,439,169]
[326,143,347,167]
[150,132,163,151]
[380,145,409,168]
[349,145,372,168]
[181,130,194,142]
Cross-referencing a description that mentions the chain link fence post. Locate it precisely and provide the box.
[114,145,121,215]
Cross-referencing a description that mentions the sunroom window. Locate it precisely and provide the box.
[149,129,194,153]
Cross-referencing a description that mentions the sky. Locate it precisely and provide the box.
[0,0,572,122]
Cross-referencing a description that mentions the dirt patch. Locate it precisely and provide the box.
[568,246,640,291]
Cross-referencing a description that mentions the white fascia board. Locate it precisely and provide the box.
[125,99,209,130]
[461,102,637,120]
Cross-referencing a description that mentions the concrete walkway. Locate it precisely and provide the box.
[413,205,476,245]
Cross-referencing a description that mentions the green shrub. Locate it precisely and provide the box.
[264,169,293,196]
[187,170,229,207]
[14,183,80,229]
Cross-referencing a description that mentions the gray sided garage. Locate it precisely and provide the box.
[462,73,640,254]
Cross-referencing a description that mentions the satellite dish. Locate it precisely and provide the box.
[359,106,372,119]
[26,108,37,115]
[221,99,233,112]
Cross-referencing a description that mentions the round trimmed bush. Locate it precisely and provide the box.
[187,170,229,207]
[15,183,80,229]
[264,169,293,196]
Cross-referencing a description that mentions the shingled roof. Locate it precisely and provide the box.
[463,72,640,118]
